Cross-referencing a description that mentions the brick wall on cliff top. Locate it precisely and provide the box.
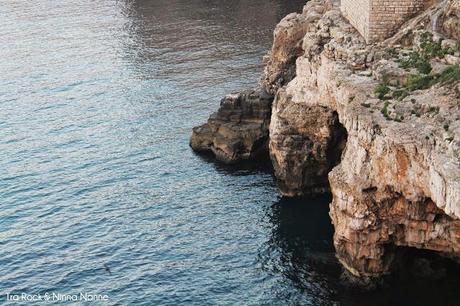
[341,0,434,43]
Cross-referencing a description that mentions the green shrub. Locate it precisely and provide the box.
[375,83,390,100]
[385,48,399,58]
[420,32,455,59]
[417,59,433,74]
[399,52,432,74]
[405,74,433,91]
[381,101,390,118]
[398,32,456,74]
[435,65,460,85]
[392,89,409,101]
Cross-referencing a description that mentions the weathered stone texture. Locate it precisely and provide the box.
[269,88,347,197]
[440,0,460,40]
[262,0,331,94]
[190,89,273,164]
[191,0,460,282]
[269,0,460,280]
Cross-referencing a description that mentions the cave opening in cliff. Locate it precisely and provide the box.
[388,245,460,282]
[326,111,348,173]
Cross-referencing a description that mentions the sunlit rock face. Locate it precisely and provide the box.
[265,0,460,280]
[440,0,460,40]
[190,89,273,164]
[262,0,332,95]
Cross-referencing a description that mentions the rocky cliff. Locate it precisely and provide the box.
[191,0,460,283]
[190,89,273,164]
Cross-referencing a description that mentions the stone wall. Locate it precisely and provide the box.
[341,0,434,42]
[340,0,371,42]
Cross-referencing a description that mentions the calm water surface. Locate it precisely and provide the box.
[1,1,459,305]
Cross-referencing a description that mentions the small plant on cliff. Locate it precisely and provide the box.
[419,32,454,59]
[392,89,409,101]
[398,32,456,74]
[375,83,390,100]
[385,47,399,59]
[405,74,433,91]
[400,52,432,74]
[433,65,460,85]
[381,101,390,119]
[428,106,440,114]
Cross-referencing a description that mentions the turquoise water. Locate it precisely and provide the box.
[1,0,460,305]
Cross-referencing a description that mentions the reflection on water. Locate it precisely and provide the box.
[119,0,306,87]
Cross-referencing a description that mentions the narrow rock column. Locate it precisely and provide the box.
[269,88,347,197]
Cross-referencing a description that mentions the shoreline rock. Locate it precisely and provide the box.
[190,88,273,164]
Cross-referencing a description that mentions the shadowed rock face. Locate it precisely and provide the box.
[190,89,273,164]
[190,1,313,164]
[269,88,347,197]
[331,190,460,280]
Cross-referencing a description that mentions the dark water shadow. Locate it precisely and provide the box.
[336,250,460,306]
[258,194,343,304]
[258,194,460,306]
[193,149,274,177]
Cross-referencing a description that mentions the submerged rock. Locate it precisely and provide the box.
[190,89,273,164]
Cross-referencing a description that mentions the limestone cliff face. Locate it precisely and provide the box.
[192,0,460,281]
[262,0,332,95]
[266,0,460,279]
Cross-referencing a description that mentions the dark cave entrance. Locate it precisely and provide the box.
[389,245,460,281]
[326,111,348,173]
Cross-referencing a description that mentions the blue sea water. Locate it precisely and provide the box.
[1,1,460,305]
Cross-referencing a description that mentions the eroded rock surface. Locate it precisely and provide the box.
[269,88,346,196]
[267,0,460,280]
[440,0,460,40]
[190,89,273,164]
[262,0,331,95]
